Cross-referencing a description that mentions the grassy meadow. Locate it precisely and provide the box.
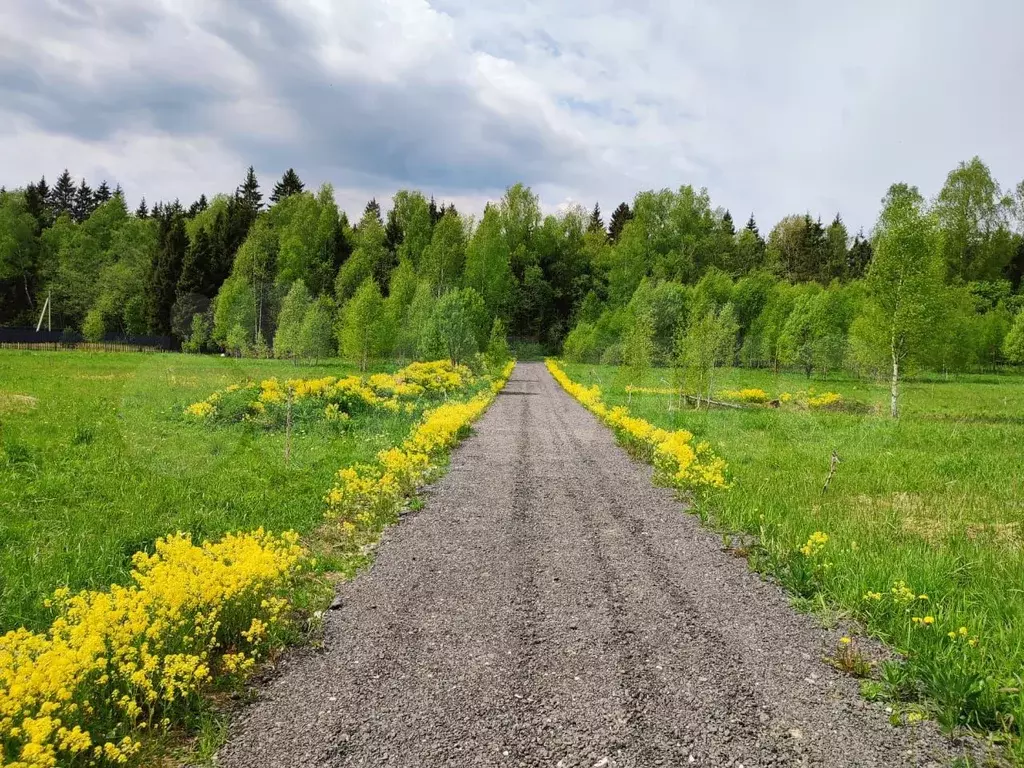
[0,350,423,631]
[564,362,1024,743]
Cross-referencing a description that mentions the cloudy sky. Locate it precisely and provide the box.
[1,0,1022,232]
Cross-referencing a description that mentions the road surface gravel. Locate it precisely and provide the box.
[218,362,969,767]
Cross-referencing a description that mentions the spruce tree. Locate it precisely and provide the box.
[847,231,873,278]
[364,197,382,225]
[588,203,605,234]
[608,202,633,243]
[177,226,216,298]
[24,178,48,228]
[146,209,188,335]
[428,196,440,226]
[269,168,304,203]
[384,207,403,261]
[237,165,263,214]
[50,169,76,217]
[72,179,94,222]
[93,181,112,206]
[135,197,149,218]
[745,214,760,236]
[721,210,735,236]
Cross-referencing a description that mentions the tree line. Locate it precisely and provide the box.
[2,158,1023,400]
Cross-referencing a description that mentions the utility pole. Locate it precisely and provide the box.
[35,291,51,332]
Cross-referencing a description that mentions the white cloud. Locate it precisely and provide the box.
[1,0,1021,232]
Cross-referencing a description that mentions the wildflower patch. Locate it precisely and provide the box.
[183,360,475,429]
[0,530,307,767]
[546,359,728,495]
[324,361,515,541]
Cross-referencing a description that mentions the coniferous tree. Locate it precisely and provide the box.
[269,168,305,203]
[588,203,605,235]
[177,227,216,298]
[364,197,382,225]
[146,208,188,335]
[72,179,94,222]
[847,231,873,279]
[187,194,209,218]
[24,178,48,228]
[135,198,149,218]
[608,202,633,243]
[428,196,440,226]
[93,181,112,206]
[721,210,736,236]
[237,166,263,214]
[50,169,76,217]
[384,206,403,260]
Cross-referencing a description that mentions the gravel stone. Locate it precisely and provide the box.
[217,362,971,767]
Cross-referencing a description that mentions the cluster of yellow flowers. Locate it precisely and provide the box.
[325,361,515,534]
[0,530,306,767]
[799,530,829,557]
[623,385,678,396]
[807,392,843,408]
[545,360,728,493]
[184,360,475,424]
[718,388,770,404]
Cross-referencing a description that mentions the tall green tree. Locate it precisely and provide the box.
[339,277,385,370]
[0,191,40,313]
[934,156,1015,280]
[419,288,484,365]
[273,279,312,360]
[421,209,467,295]
[49,170,76,218]
[607,202,632,243]
[146,206,188,335]
[269,168,305,204]
[856,183,945,418]
[464,204,514,321]
[237,166,263,215]
[335,206,388,301]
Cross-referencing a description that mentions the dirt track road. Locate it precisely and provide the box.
[218,362,962,767]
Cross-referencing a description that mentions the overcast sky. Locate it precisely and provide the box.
[2,0,1022,233]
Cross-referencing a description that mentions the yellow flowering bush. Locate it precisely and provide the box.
[0,530,306,767]
[807,392,842,409]
[325,361,514,534]
[184,360,477,428]
[719,388,770,404]
[546,360,728,494]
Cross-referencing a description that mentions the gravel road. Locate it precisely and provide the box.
[218,362,967,767]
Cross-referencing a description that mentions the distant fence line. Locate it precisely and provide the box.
[0,328,174,352]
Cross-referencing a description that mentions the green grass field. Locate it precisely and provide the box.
[564,362,1024,741]
[0,351,423,631]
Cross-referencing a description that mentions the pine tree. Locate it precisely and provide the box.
[608,202,633,243]
[237,165,262,214]
[177,226,216,298]
[24,178,48,228]
[135,198,149,218]
[364,197,382,225]
[187,194,209,218]
[384,206,403,259]
[847,231,874,278]
[146,209,188,335]
[269,168,304,203]
[72,179,94,222]
[50,169,76,217]
[93,181,112,206]
[114,183,124,199]
[428,196,440,226]
[745,214,760,236]
[588,203,605,235]
[721,210,735,236]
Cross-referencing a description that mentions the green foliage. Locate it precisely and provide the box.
[273,280,312,359]
[335,207,387,301]
[1004,310,1024,364]
[484,317,511,369]
[421,209,467,295]
[297,296,336,362]
[419,288,485,365]
[856,183,945,417]
[182,313,211,353]
[339,277,385,370]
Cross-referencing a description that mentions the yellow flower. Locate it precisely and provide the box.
[839,636,852,645]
